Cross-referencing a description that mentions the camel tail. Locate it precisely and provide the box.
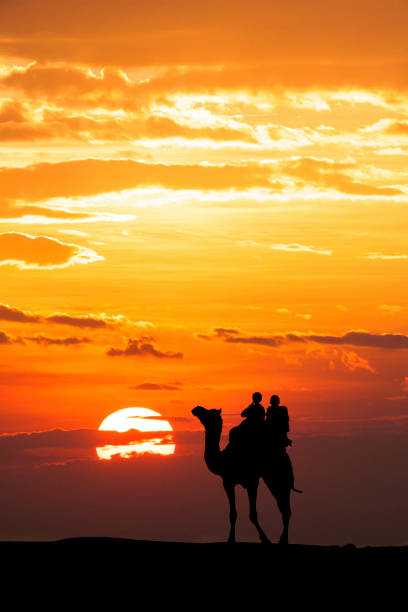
[292,486,303,493]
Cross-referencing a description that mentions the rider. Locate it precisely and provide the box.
[241,391,266,425]
[229,391,265,448]
[265,394,292,448]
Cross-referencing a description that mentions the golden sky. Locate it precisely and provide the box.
[0,0,407,544]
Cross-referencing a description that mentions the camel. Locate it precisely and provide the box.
[192,405,300,544]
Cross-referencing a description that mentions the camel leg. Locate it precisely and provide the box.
[223,480,237,543]
[274,489,291,545]
[263,475,292,545]
[247,481,271,544]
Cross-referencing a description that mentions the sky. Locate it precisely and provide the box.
[0,0,407,545]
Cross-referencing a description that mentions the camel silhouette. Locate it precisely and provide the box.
[192,405,300,544]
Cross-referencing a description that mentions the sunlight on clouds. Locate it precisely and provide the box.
[96,437,176,460]
[270,243,332,255]
[365,252,408,260]
[97,407,175,459]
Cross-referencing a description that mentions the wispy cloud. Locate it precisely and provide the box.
[130,382,183,390]
[379,305,404,313]
[365,252,408,260]
[270,243,332,255]
[24,335,91,347]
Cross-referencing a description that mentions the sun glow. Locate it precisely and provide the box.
[97,407,175,460]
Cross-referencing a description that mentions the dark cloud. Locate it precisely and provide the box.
[226,335,285,347]
[197,328,241,341]
[46,313,114,329]
[304,331,408,350]
[0,428,172,452]
[107,337,183,359]
[213,328,240,337]
[0,303,40,323]
[130,382,183,390]
[206,328,408,350]
[24,335,91,346]
[0,329,92,348]
[0,303,123,329]
[0,330,13,344]
[0,329,24,344]
[0,427,180,467]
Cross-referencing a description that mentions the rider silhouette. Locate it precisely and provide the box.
[265,394,292,448]
[241,391,266,424]
[229,392,265,448]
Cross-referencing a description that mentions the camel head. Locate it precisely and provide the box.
[192,406,222,433]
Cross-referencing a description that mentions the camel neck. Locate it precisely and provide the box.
[203,426,222,475]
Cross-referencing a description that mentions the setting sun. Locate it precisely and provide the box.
[97,407,175,459]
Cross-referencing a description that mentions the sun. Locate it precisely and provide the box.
[96,407,176,460]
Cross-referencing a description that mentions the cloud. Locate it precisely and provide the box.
[379,305,404,314]
[0,159,273,206]
[24,335,91,346]
[0,330,16,344]
[225,334,285,347]
[0,89,257,143]
[365,252,408,260]
[0,303,41,323]
[337,349,375,374]
[0,1,406,90]
[240,239,333,255]
[0,427,179,466]
[213,327,240,337]
[304,345,376,374]
[0,232,103,269]
[281,157,404,197]
[130,382,183,390]
[0,329,91,348]
[205,327,408,350]
[107,337,183,359]
[45,313,121,329]
[0,302,127,329]
[0,200,136,225]
[366,119,408,136]
[271,243,332,255]
[387,121,408,135]
[196,328,241,341]
[306,331,408,349]
[0,201,95,221]
[0,158,403,219]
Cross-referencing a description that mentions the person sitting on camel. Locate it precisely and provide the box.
[265,394,292,448]
[241,391,266,424]
[229,391,265,447]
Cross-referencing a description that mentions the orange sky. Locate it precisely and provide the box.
[0,0,407,544]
